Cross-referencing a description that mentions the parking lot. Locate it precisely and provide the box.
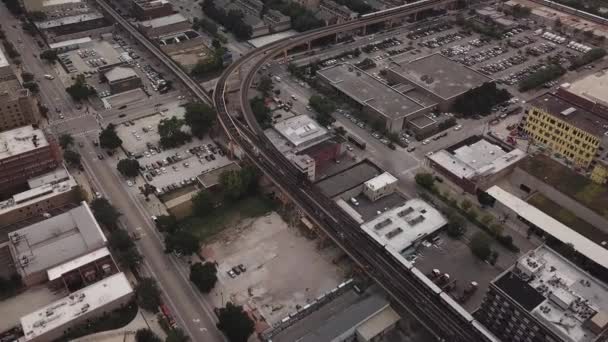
[115,111,231,194]
[201,212,347,326]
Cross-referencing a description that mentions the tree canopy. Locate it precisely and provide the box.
[257,76,273,97]
[452,82,511,116]
[165,328,190,342]
[184,102,215,138]
[216,302,255,342]
[201,0,252,40]
[66,74,95,101]
[518,64,565,92]
[40,49,58,62]
[165,230,199,256]
[250,96,271,128]
[90,198,121,229]
[155,215,179,234]
[189,262,218,293]
[470,232,492,261]
[219,166,257,201]
[99,124,123,150]
[135,278,161,313]
[59,133,74,149]
[158,117,191,149]
[192,190,213,216]
[415,172,435,190]
[63,150,81,166]
[135,329,162,342]
[117,159,140,178]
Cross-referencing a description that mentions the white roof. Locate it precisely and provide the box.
[105,66,137,83]
[43,0,81,7]
[0,126,49,161]
[48,37,92,49]
[28,166,70,188]
[140,13,187,28]
[36,12,104,29]
[47,247,111,281]
[361,199,447,254]
[364,172,397,191]
[0,46,8,68]
[273,114,330,149]
[487,186,608,269]
[20,272,133,341]
[428,138,526,179]
[10,202,107,276]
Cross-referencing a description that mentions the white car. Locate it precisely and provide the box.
[454,124,462,131]
[127,180,134,187]
[422,139,430,145]
[95,191,102,198]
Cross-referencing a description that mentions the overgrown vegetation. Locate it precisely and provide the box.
[250,96,272,128]
[308,95,336,127]
[452,82,511,117]
[262,0,324,32]
[569,48,606,70]
[184,102,216,138]
[216,302,255,342]
[201,0,252,40]
[136,278,161,313]
[518,64,565,91]
[158,116,192,149]
[99,123,123,150]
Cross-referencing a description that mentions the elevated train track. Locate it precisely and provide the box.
[96,0,498,340]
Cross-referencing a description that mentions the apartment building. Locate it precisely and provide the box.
[522,92,606,168]
[0,51,41,133]
[0,126,61,194]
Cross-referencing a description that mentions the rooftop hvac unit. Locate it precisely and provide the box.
[408,215,425,226]
[385,227,403,239]
[374,218,392,230]
[398,207,414,217]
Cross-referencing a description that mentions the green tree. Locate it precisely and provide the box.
[219,170,246,201]
[136,328,162,342]
[66,74,94,101]
[477,191,496,207]
[90,198,121,229]
[250,96,271,128]
[155,215,179,234]
[184,102,215,138]
[117,159,140,178]
[489,223,504,237]
[308,95,336,116]
[460,199,473,212]
[257,76,273,97]
[480,214,494,227]
[165,328,189,342]
[445,210,466,239]
[158,117,191,149]
[21,71,34,82]
[99,123,123,150]
[63,150,81,166]
[116,247,143,270]
[59,133,74,149]
[192,190,213,216]
[109,229,134,251]
[165,230,199,255]
[470,232,492,261]
[189,262,218,293]
[415,172,435,190]
[216,302,254,342]
[136,278,161,313]
[40,49,59,62]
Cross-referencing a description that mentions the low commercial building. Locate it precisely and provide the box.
[386,53,493,112]
[0,126,61,194]
[36,12,108,38]
[48,37,93,53]
[522,92,607,168]
[138,13,191,38]
[131,0,173,20]
[8,202,107,286]
[104,66,142,94]
[0,166,79,226]
[428,135,526,193]
[361,199,447,255]
[476,245,608,342]
[288,153,316,181]
[264,9,291,32]
[317,63,431,133]
[317,0,358,25]
[362,172,397,202]
[0,78,42,132]
[315,159,382,199]
[20,272,134,342]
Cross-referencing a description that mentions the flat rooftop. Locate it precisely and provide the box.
[529,92,608,137]
[364,172,397,192]
[429,136,526,179]
[317,64,425,120]
[140,13,187,28]
[487,186,608,270]
[361,199,447,255]
[391,53,492,100]
[0,126,49,161]
[36,12,104,29]
[20,272,133,341]
[494,245,608,342]
[0,45,8,68]
[315,160,382,198]
[272,114,330,149]
[49,37,92,50]
[46,247,110,281]
[105,66,138,83]
[566,71,608,107]
[43,0,81,6]
[9,202,107,277]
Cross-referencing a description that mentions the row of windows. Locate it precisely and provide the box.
[528,109,600,145]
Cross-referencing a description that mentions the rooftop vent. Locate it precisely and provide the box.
[397,207,414,217]
[374,218,392,230]
[561,107,576,116]
[408,215,425,226]
[385,227,403,239]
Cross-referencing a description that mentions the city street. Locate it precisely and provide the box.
[77,133,226,342]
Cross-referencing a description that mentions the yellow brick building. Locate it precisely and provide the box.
[523,93,604,168]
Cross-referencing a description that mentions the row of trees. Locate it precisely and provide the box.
[518,64,565,91]
[452,82,511,117]
[308,95,336,127]
[201,0,252,40]
[569,47,606,70]
[263,0,324,32]
[66,74,96,101]
[59,133,82,167]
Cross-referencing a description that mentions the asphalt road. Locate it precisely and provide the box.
[77,134,226,342]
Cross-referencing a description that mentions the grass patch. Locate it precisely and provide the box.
[55,301,138,342]
[182,195,277,241]
[527,193,608,243]
[519,155,608,219]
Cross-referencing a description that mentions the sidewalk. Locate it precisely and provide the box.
[72,309,166,342]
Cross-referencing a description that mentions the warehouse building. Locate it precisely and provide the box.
[427,135,526,194]
[385,53,493,112]
[361,199,447,255]
[317,63,432,134]
[104,66,142,94]
[131,0,173,20]
[36,12,109,38]
[8,202,107,286]
[138,13,191,38]
[20,272,134,342]
[476,244,608,342]
[0,126,61,194]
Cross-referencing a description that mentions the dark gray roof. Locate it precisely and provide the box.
[315,160,382,198]
[494,271,545,311]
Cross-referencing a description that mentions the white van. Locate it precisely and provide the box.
[44,74,54,80]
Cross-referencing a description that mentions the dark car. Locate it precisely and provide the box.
[118,113,126,118]
[237,264,246,273]
[232,266,241,275]
[118,105,127,110]
[97,154,104,160]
